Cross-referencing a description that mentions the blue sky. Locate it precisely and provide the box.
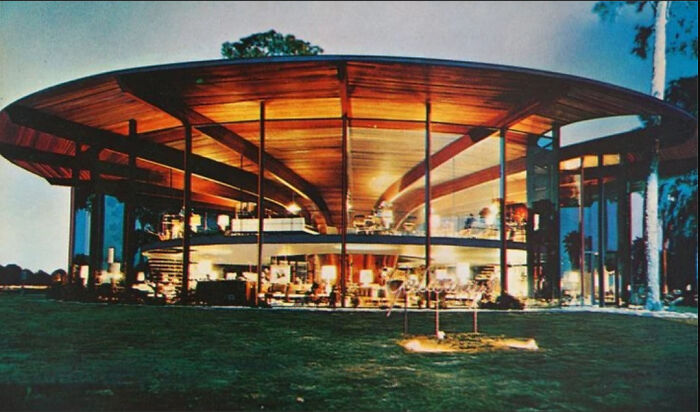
[0,1,697,271]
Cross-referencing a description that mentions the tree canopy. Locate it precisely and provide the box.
[593,2,698,120]
[593,1,698,59]
[221,30,324,59]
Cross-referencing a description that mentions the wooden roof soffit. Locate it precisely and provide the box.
[392,157,528,229]
[4,105,294,210]
[374,88,567,209]
[0,142,154,181]
[116,75,333,228]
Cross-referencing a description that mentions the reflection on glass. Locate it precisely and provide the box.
[71,188,91,286]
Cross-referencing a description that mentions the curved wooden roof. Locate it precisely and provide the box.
[0,55,695,231]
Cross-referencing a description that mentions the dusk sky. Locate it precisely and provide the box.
[0,1,697,271]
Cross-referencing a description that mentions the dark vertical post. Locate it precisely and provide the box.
[88,147,104,293]
[578,156,585,305]
[181,122,192,303]
[617,154,630,306]
[68,187,76,280]
[68,144,81,282]
[122,119,137,288]
[424,101,432,306]
[597,153,606,307]
[552,125,562,304]
[340,114,348,307]
[257,102,266,301]
[500,127,508,296]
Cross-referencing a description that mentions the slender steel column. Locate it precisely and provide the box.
[68,187,75,280]
[617,154,630,306]
[181,122,192,303]
[579,156,585,305]
[68,144,81,282]
[597,153,606,307]
[340,114,348,307]
[122,119,137,288]
[424,101,432,305]
[257,102,266,299]
[499,128,508,296]
[88,147,104,292]
[552,125,562,304]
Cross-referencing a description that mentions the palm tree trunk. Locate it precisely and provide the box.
[644,141,662,310]
[644,0,668,311]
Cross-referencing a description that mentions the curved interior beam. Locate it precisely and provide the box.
[392,157,527,229]
[117,75,332,228]
[374,91,567,209]
[4,105,294,214]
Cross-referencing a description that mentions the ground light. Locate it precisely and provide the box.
[387,266,538,354]
[400,334,539,353]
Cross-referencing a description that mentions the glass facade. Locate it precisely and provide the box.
[70,188,92,287]
[64,121,666,309]
[67,125,568,306]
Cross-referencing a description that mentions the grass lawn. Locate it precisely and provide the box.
[0,293,697,411]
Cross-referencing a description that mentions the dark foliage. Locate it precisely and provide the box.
[593,1,698,59]
[221,29,323,59]
[480,293,526,310]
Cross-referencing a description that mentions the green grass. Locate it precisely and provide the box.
[0,293,697,411]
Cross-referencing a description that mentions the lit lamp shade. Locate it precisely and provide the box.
[198,260,213,277]
[286,202,301,215]
[321,265,337,283]
[381,209,393,227]
[359,269,373,285]
[79,265,89,287]
[435,268,449,281]
[190,214,202,230]
[430,214,441,229]
[217,214,230,230]
[456,262,470,284]
[486,204,498,225]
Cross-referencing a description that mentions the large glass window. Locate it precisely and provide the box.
[560,157,583,305]
[100,195,124,282]
[519,132,558,301]
[71,188,92,286]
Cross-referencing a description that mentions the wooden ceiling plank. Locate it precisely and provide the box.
[392,157,527,228]
[4,105,296,211]
[373,89,565,209]
[117,75,333,227]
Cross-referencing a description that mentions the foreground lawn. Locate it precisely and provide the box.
[0,293,697,411]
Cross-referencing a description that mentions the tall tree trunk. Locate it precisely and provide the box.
[644,0,668,311]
